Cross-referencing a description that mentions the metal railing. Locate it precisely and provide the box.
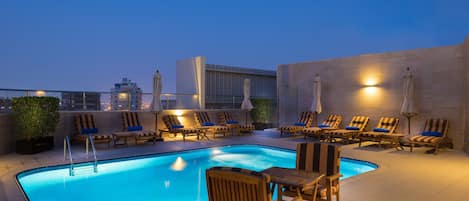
[88,135,98,173]
[63,136,74,176]
[0,88,277,112]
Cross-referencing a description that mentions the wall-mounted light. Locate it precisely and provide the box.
[118,93,128,100]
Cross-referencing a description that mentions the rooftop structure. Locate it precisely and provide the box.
[110,78,143,111]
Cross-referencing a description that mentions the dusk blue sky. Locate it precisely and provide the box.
[1,0,469,93]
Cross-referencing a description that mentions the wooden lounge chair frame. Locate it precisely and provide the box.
[409,118,449,155]
[194,112,230,137]
[358,117,399,148]
[161,115,203,141]
[218,111,255,135]
[303,115,342,140]
[206,166,272,201]
[74,113,112,152]
[279,112,314,136]
[325,116,369,144]
[122,112,160,144]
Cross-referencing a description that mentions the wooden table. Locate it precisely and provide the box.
[262,167,324,201]
[113,131,137,146]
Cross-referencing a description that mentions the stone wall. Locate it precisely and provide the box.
[278,37,468,150]
[0,109,249,154]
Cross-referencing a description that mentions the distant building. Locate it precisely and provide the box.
[61,92,101,111]
[110,78,142,111]
[176,56,277,109]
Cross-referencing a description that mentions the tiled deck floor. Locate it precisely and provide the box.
[1,130,469,201]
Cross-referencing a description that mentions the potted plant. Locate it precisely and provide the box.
[11,96,59,154]
[250,98,273,130]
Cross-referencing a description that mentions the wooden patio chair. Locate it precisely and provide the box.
[358,117,399,148]
[194,112,230,137]
[283,142,341,201]
[278,111,314,136]
[206,166,272,201]
[409,118,449,155]
[218,111,255,135]
[325,115,369,144]
[122,112,160,144]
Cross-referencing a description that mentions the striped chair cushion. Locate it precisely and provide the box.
[136,130,157,137]
[279,125,304,132]
[296,143,340,176]
[298,112,314,127]
[239,124,255,131]
[122,112,142,130]
[409,136,443,143]
[321,115,342,129]
[348,116,370,131]
[410,119,449,144]
[361,117,399,137]
[374,117,399,133]
[194,112,212,127]
[75,113,98,133]
[218,112,235,124]
[209,126,230,132]
[302,127,322,134]
[75,114,112,141]
[162,115,183,131]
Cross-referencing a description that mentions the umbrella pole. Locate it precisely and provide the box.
[245,111,248,125]
[407,115,411,135]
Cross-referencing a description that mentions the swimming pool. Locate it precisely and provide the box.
[18,145,377,201]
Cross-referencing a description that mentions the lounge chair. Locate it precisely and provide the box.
[278,112,314,136]
[325,116,369,143]
[409,118,449,155]
[122,112,161,144]
[74,113,112,152]
[303,115,342,140]
[161,115,203,141]
[283,142,341,201]
[358,117,399,148]
[194,112,230,137]
[218,111,255,135]
[206,167,272,201]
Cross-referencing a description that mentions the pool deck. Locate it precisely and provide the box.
[1,130,469,201]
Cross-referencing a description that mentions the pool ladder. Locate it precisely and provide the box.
[64,135,98,176]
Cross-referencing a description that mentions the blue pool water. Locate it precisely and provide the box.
[18,145,377,201]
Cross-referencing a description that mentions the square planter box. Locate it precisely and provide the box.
[16,136,54,154]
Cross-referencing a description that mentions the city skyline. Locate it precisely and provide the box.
[1,0,469,93]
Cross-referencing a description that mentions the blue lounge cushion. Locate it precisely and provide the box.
[82,128,99,134]
[422,131,442,137]
[345,126,360,130]
[294,122,306,126]
[127,126,143,131]
[373,128,390,132]
[171,125,184,129]
[202,122,215,126]
[318,124,330,128]
[227,120,239,124]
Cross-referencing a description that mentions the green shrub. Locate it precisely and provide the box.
[11,97,60,140]
[250,98,273,123]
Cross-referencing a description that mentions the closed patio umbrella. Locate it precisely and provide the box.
[152,70,163,132]
[241,79,253,124]
[400,67,417,135]
[310,74,322,126]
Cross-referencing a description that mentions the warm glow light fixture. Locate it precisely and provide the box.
[35,90,46,97]
[118,93,128,100]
